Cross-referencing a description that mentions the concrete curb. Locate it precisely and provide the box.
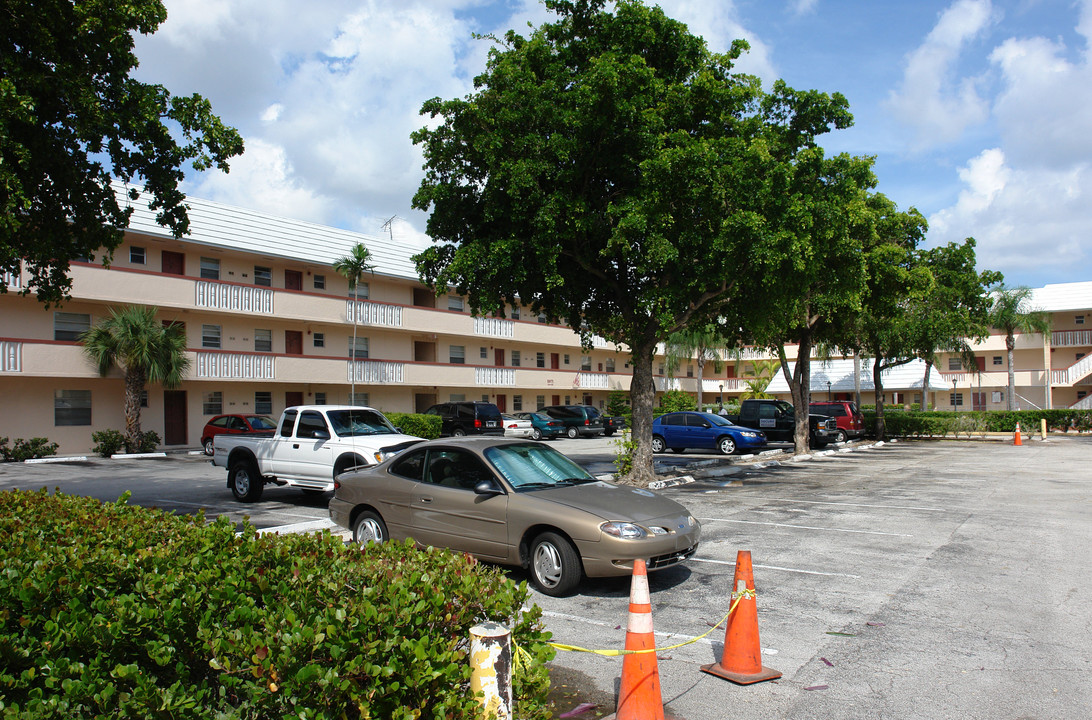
[24,456,88,464]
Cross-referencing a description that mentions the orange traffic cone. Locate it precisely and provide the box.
[1013,422,1023,446]
[614,559,666,720]
[701,550,782,685]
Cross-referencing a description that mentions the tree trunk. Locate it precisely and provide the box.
[922,360,933,411]
[1006,333,1016,411]
[853,350,862,411]
[873,358,886,440]
[696,355,705,409]
[350,286,359,402]
[124,368,145,445]
[779,335,812,455]
[624,341,658,486]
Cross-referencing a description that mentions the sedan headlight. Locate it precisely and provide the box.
[600,521,647,539]
[739,431,758,438]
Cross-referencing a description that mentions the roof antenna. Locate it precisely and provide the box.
[381,215,399,242]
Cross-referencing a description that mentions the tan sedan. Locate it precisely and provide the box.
[329,437,700,596]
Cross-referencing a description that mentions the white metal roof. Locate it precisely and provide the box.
[765,358,950,394]
[118,184,424,281]
[1029,282,1092,312]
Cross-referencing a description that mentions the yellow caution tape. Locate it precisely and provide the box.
[545,588,754,657]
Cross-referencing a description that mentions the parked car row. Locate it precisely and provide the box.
[424,401,625,440]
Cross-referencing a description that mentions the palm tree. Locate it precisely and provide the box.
[81,306,190,446]
[664,327,730,409]
[333,243,375,403]
[987,285,1051,411]
[738,359,779,400]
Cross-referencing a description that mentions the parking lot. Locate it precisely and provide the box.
[2,436,1090,719]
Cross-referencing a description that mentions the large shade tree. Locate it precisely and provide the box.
[412,0,856,483]
[333,243,375,403]
[1,0,243,306]
[987,285,1051,410]
[81,305,190,446]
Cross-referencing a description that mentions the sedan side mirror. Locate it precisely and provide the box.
[474,480,504,496]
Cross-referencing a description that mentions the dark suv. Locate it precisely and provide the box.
[424,401,504,436]
[540,405,605,438]
[809,401,865,443]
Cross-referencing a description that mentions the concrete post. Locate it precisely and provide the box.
[470,621,512,719]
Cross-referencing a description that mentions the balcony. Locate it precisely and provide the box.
[195,281,274,315]
[3,270,21,290]
[348,360,405,384]
[476,367,515,386]
[347,300,403,328]
[195,351,275,380]
[1051,353,1092,386]
[1052,330,1092,348]
[1,341,21,372]
[474,317,514,338]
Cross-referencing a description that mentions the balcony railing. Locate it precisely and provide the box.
[575,372,608,389]
[1,341,21,372]
[347,300,403,328]
[195,351,275,379]
[1051,353,1092,386]
[195,281,274,315]
[1052,330,1092,348]
[474,317,514,338]
[3,270,21,290]
[348,360,404,384]
[476,367,515,386]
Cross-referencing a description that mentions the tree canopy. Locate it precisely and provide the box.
[1,0,244,305]
[412,0,858,482]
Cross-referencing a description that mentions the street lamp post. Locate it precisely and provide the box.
[827,380,832,401]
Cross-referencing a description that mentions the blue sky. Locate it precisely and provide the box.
[134,0,1092,289]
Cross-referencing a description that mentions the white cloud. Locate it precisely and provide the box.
[885,0,994,148]
[663,0,778,82]
[790,0,818,16]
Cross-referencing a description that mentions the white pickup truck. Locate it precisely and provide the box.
[212,405,422,502]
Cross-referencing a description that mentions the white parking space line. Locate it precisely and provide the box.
[689,556,862,579]
[698,517,913,537]
[256,519,338,535]
[746,497,950,513]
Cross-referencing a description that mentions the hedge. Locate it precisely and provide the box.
[0,489,553,719]
[383,412,442,440]
[864,409,1092,437]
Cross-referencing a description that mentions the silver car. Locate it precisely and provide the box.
[329,437,700,596]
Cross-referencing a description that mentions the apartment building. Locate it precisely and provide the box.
[1,190,1087,454]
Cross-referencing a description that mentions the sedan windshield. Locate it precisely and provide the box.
[327,409,397,437]
[485,444,595,490]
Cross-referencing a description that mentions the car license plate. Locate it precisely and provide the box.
[486,421,498,428]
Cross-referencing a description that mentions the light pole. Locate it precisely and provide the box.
[827,380,832,401]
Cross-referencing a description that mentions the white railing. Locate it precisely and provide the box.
[473,317,513,338]
[1051,353,1092,386]
[347,300,403,328]
[3,269,21,290]
[196,281,274,314]
[195,352,275,379]
[475,367,515,386]
[1,341,21,372]
[348,360,404,384]
[704,378,748,393]
[1069,395,1092,410]
[576,372,608,389]
[1052,330,1092,347]
[656,377,682,391]
[591,335,611,349]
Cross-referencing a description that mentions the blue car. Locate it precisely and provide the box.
[651,411,767,455]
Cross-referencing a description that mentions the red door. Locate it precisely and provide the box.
[975,357,986,373]
[162,251,185,275]
[550,353,560,369]
[285,270,302,291]
[286,391,304,408]
[285,331,303,355]
[972,392,986,412]
[495,349,505,366]
[552,394,560,406]
[496,395,506,413]
[163,391,187,445]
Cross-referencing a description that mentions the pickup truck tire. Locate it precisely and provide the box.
[229,458,263,503]
[717,436,736,455]
[353,511,388,544]
[530,531,582,597]
[650,435,666,454]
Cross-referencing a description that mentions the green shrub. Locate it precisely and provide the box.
[91,429,126,457]
[606,390,629,417]
[865,409,1092,437]
[658,389,696,413]
[0,489,553,719]
[384,412,442,439]
[0,437,59,462]
[128,430,161,453]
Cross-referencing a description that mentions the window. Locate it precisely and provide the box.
[348,281,370,300]
[482,394,490,402]
[480,346,488,359]
[536,352,545,368]
[449,393,466,402]
[1077,315,1085,325]
[1078,353,1087,361]
[948,358,963,371]
[200,257,220,280]
[606,357,615,372]
[350,336,369,359]
[313,332,325,348]
[950,393,964,407]
[314,392,327,405]
[449,345,465,364]
[511,306,520,320]
[581,356,592,371]
[687,365,694,378]
[255,329,272,353]
[140,390,148,408]
[54,312,90,341]
[313,274,326,290]
[129,246,146,264]
[512,350,521,367]
[993,356,1003,366]
[255,391,273,415]
[658,364,664,375]
[203,391,223,415]
[564,395,571,405]
[55,390,92,426]
[254,266,272,287]
[447,296,464,311]
[563,354,570,365]
[201,325,222,349]
[348,391,369,406]
[537,312,547,324]
[992,391,1003,404]
[536,395,545,409]
[296,411,329,439]
[1078,391,1088,400]
[513,395,523,411]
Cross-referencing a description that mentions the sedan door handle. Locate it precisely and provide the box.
[419,496,433,504]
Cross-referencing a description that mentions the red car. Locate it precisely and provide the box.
[201,414,277,455]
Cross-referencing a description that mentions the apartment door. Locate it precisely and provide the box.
[495,395,506,413]
[550,353,560,369]
[285,330,303,355]
[286,391,304,407]
[495,349,505,367]
[552,395,560,406]
[975,357,986,373]
[162,251,185,275]
[415,393,437,412]
[414,342,436,362]
[972,392,986,412]
[285,270,303,291]
[163,391,187,446]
